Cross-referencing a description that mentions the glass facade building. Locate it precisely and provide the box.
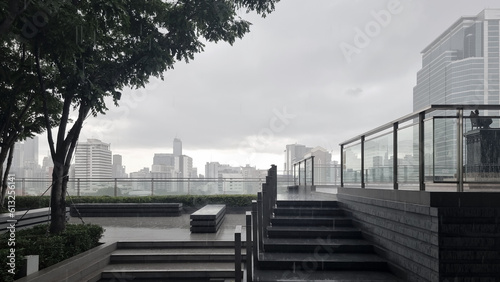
[413,9,500,177]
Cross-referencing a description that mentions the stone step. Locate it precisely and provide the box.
[109,248,246,263]
[273,207,344,217]
[257,252,388,271]
[267,226,363,239]
[262,238,374,253]
[116,240,240,249]
[276,200,338,208]
[252,269,401,281]
[271,216,353,227]
[98,262,244,281]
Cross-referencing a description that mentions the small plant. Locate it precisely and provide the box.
[0,224,104,281]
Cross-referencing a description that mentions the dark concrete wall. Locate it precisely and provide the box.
[337,188,500,282]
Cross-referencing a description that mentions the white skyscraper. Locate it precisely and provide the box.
[74,139,112,191]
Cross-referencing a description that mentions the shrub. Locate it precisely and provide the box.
[0,224,104,281]
[3,194,257,210]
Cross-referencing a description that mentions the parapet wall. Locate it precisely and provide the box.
[337,188,500,282]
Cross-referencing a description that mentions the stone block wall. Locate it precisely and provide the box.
[337,188,500,282]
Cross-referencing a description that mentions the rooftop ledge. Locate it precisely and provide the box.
[338,187,500,208]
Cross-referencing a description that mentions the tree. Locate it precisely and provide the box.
[0,28,61,207]
[18,0,278,233]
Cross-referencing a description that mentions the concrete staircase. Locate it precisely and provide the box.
[96,241,245,282]
[253,199,401,281]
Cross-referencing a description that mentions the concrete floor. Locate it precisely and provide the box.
[68,189,337,243]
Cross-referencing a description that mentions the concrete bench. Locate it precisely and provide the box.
[0,207,70,232]
[70,203,183,217]
[190,204,226,233]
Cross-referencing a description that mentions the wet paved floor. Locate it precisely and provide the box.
[68,189,337,243]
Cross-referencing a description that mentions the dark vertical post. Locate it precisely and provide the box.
[419,111,426,191]
[393,122,399,190]
[257,192,264,252]
[151,178,154,196]
[361,136,365,188]
[311,156,315,187]
[304,159,307,187]
[340,144,344,187]
[235,225,242,282]
[246,211,253,282]
[293,163,296,185]
[457,108,464,192]
[251,200,258,269]
[298,162,301,186]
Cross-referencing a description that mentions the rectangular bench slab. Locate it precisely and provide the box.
[70,203,183,217]
[1,207,70,232]
[190,204,226,233]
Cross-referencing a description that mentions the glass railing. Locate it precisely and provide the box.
[10,175,296,198]
[340,105,500,191]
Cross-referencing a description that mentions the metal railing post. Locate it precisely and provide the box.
[340,144,344,187]
[311,156,315,187]
[393,122,399,190]
[151,178,154,196]
[457,108,464,192]
[246,211,253,282]
[361,135,365,188]
[419,111,425,191]
[235,225,242,282]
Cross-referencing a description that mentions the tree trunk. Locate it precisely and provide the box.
[49,160,69,234]
[0,143,15,208]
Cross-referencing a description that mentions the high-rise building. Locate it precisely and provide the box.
[74,139,112,191]
[413,9,500,176]
[414,9,500,110]
[284,144,312,176]
[173,138,182,157]
[112,154,127,178]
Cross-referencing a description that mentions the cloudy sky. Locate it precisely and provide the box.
[37,0,500,174]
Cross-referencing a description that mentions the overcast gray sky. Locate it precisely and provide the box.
[38,0,500,174]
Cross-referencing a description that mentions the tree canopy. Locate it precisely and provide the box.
[1,0,279,233]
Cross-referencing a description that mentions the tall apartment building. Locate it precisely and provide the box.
[413,9,500,176]
[173,138,182,157]
[74,139,112,191]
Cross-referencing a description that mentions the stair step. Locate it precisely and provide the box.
[276,200,338,208]
[274,207,344,217]
[267,226,363,239]
[253,269,401,281]
[99,262,243,280]
[257,253,388,271]
[271,216,352,227]
[116,240,238,249]
[262,238,374,253]
[110,249,246,263]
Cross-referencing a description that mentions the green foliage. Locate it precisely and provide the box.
[0,224,103,281]
[3,195,256,211]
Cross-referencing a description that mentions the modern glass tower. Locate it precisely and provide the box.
[413,9,500,179]
[414,9,500,110]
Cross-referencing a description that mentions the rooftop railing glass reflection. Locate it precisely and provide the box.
[340,104,500,192]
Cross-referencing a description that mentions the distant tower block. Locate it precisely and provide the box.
[174,138,182,156]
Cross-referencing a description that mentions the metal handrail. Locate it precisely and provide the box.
[340,104,500,191]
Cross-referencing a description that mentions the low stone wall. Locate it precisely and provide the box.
[337,188,500,282]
